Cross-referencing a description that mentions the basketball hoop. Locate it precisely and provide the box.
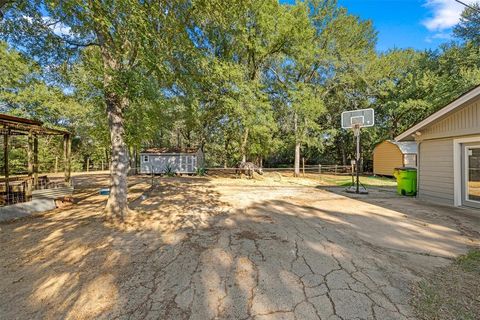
[341,108,374,130]
[340,108,375,195]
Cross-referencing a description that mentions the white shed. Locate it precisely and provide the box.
[139,148,204,174]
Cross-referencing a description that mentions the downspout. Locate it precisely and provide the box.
[416,140,421,199]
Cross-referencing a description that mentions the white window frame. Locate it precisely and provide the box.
[143,155,149,163]
[453,136,480,206]
[464,145,480,204]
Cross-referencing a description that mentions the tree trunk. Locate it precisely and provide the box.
[105,95,130,219]
[105,147,110,168]
[240,127,249,163]
[97,31,131,220]
[224,138,229,168]
[134,146,138,174]
[294,111,300,177]
[128,145,137,174]
[294,141,300,177]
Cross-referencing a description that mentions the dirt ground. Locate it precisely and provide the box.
[0,173,479,320]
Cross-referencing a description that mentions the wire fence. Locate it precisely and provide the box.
[0,173,73,206]
[128,164,353,176]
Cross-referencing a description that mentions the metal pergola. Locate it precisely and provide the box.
[0,114,71,204]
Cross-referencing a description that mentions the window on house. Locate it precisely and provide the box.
[143,155,149,163]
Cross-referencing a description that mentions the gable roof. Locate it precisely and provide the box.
[396,85,480,141]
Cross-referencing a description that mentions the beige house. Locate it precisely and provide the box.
[396,85,480,209]
[373,140,417,176]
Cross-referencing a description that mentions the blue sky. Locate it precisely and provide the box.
[281,0,474,51]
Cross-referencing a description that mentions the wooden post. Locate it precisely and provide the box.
[4,129,9,203]
[33,134,38,189]
[86,156,90,172]
[335,164,338,175]
[26,131,34,199]
[101,159,104,171]
[64,134,71,184]
[319,164,322,174]
[54,156,58,173]
[302,157,305,177]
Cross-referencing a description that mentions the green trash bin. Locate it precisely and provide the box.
[393,167,417,196]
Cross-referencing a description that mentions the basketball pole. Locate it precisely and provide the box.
[354,124,360,194]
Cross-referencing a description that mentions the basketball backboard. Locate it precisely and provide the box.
[341,108,375,129]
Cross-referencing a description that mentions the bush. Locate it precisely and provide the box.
[163,164,175,177]
[196,167,207,176]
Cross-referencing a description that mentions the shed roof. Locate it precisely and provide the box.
[141,147,199,154]
[391,141,417,154]
[375,140,417,154]
[396,84,480,141]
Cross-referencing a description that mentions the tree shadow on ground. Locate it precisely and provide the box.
[319,185,480,241]
[1,175,478,319]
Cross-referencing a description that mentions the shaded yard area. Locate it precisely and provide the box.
[0,173,479,319]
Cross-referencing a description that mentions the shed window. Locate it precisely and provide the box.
[143,155,149,163]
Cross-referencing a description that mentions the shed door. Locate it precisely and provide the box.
[186,156,193,172]
[462,144,480,209]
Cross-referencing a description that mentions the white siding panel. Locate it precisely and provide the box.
[421,97,480,140]
[418,139,454,204]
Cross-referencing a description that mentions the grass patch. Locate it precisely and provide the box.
[456,249,480,272]
[319,174,397,187]
[411,249,480,320]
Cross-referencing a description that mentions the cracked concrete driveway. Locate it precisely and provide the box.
[1,174,479,320]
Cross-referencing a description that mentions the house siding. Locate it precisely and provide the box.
[418,138,455,206]
[415,96,480,207]
[420,96,480,140]
[373,141,403,176]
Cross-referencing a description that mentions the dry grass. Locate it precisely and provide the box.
[411,249,480,320]
[205,171,397,188]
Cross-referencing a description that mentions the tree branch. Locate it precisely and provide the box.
[0,0,14,19]
[63,37,99,48]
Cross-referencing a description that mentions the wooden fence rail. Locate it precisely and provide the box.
[204,164,353,175]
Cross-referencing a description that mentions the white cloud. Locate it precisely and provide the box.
[425,31,453,43]
[41,17,72,37]
[22,15,71,37]
[422,0,471,31]
[431,32,452,39]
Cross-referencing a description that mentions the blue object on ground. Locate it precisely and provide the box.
[99,188,110,195]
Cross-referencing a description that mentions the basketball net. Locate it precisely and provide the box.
[352,124,361,137]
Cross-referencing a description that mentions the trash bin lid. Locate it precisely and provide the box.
[394,167,417,171]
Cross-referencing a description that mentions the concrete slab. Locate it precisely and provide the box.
[0,199,56,222]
